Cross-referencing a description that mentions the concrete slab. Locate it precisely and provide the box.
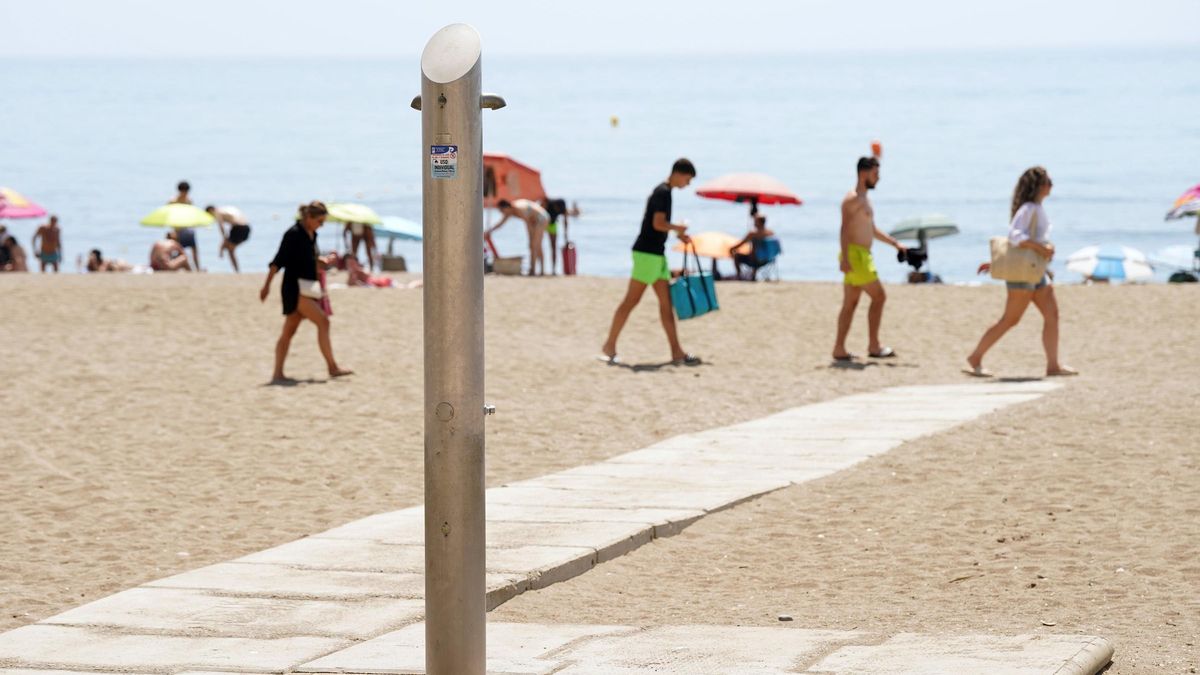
[0,624,345,672]
[555,625,867,674]
[235,537,598,582]
[377,520,655,564]
[145,562,428,600]
[485,483,786,514]
[312,507,424,540]
[805,632,1113,674]
[516,471,791,496]
[297,622,629,675]
[42,587,424,639]
[642,435,897,456]
[483,503,706,538]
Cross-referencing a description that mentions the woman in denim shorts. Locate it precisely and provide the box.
[966,166,1078,378]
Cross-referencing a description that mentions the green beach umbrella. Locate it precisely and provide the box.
[889,214,960,242]
[140,203,215,228]
[326,202,382,225]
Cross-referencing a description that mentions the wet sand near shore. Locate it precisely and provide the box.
[2,273,1196,673]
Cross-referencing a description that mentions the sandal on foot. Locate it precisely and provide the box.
[672,354,702,366]
[1047,366,1079,377]
[962,365,994,378]
[868,347,897,358]
[596,353,621,365]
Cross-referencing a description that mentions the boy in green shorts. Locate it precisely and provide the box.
[601,158,701,366]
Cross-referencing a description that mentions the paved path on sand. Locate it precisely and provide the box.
[0,380,1112,673]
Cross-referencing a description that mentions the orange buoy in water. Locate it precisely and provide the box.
[610,115,619,128]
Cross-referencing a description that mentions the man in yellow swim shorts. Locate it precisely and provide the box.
[833,156,907,361]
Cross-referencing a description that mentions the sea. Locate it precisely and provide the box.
[3,47,1199,283]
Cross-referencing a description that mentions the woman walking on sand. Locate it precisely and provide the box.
[965,166,1077,378]
[260,201,352,383]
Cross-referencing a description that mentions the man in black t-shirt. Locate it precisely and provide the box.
[600,158,701,366]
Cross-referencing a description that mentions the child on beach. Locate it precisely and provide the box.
[965,166,1078,378]
[832,156,907,361]
[600,158,700,366]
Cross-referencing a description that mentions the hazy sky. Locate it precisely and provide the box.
[3,0,1196,57]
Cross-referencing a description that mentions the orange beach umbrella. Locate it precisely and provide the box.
[483,153,546,208]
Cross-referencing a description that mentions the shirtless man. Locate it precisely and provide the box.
[32,215,63,273]
[206,205,251,272]
[170,181,201,270]
[490,198,550,276]
[150,231,192,272]
[832,156,906,361]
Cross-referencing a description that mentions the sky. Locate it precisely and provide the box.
[2,0,1196,57]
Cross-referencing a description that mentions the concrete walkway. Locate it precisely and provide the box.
[0,381,1112,673]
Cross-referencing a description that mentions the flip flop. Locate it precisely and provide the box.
[672,354,702,366]
[1047,366,1079,377]
[596,354,621,365]
[962,366,994,378]
[832,354,856,362]
[868,347,897,358]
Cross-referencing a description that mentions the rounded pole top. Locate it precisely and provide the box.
[421,23,482,84]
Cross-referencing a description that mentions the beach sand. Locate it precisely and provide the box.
[1,273,1196,673]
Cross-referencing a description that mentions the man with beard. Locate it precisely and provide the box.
[832,156,906,361]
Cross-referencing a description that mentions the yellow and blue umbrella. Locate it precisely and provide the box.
[326,202,382,226]
[140,203,214,228]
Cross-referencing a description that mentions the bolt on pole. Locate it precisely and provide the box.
[413,23,504,675]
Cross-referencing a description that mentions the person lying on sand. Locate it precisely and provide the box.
[87,249,133,273]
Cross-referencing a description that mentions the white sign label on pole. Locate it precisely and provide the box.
[431,145,458,179]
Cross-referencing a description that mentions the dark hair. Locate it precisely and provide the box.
[298,200,328,220]
[754,214,767,227]
[204,205,216,213]
[671,158,696,177]
[90,249,103,262]
[857,156,880,173]
[497,199,512,209]
[1011,166,1050,219]
[177,181,190,192]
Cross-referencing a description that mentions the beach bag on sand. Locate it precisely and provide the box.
[671,243,719,320]
[989,209,1048,284]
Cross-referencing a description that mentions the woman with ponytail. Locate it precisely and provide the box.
[965,167,1077,378]
[260,201,352,383]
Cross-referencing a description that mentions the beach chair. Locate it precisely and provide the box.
[751,237,782,281]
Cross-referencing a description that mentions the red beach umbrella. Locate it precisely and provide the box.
[695,173,802,215]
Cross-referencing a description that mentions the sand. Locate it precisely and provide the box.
[1,272,1196,673]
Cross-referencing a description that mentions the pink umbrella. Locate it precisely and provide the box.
[1165,183,1200,221]
[0,187,48,219]
[696,173,802,215]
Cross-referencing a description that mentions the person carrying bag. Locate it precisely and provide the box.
[671,242,719,320]
[989,207,1048,284]
[965,166,1077,378]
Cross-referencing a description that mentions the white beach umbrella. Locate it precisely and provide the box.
[1066,245,1154,281]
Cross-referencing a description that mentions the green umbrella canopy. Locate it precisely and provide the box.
[890,214,959,241]
[140,203,215,228]
[325,202,382,225]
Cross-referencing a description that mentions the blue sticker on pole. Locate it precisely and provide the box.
[430,145,458,179]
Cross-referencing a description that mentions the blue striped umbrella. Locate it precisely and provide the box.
[1066,245,1153,281]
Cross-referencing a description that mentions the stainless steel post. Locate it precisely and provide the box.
[414,23,503,675]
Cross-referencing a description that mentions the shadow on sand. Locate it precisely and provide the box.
[263,377,329,388]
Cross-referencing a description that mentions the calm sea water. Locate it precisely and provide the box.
[3,48,1199,282]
